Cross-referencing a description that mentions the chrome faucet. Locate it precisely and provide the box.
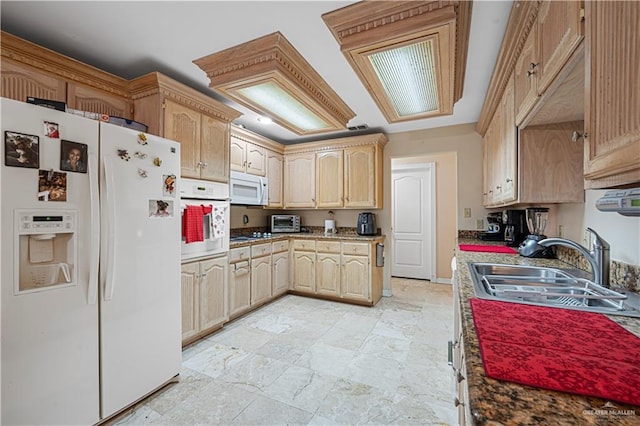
[538,228,610,288]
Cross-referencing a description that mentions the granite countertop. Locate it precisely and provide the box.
[229,232,385,248]
[455,239,640,425]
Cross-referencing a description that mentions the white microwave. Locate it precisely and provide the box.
[230,171,268,206]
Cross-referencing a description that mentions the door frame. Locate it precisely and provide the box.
[390,162,437,281]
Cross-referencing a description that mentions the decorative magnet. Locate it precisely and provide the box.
[153,157,162,167]
[38,169,67,202]
[44,121,60,138]
[117,149,130,161]
[138,169,148,178]
[137,133,148,145]
[163,174,176,196]
[134,151,147,159]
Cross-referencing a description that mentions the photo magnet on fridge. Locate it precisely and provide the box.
[60,140,88,173]
[149,200,173,218]
[44,121,60,138]
[163,174,176,196]
[38,169,67,202]
[4,131,39,168]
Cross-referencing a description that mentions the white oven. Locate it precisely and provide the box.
[180,178,230,261]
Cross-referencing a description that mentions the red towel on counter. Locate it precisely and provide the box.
[183,205,204,243]
[470,298,640,407]
[459,244,517,254]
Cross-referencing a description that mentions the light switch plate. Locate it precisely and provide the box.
[476,219,484,229]
[464,208,471,218]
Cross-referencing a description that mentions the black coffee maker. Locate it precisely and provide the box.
[478,212,504,241]
[502,209,527,247]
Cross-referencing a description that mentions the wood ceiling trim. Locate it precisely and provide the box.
[322,1,471,124]
[475,0,543,136]
[193,31,356,135]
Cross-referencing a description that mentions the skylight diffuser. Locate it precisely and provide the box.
[322,1,472,123]
[236,82,330,131]
[193,32,355,136]
[368,40,439,117]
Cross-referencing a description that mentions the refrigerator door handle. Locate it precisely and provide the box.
[88,151,100,304]
[103,156,117,301]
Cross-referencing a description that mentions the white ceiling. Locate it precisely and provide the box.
[0,1,512,144]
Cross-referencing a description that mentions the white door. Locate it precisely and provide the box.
[99,124,182,419]
[1,99,100,425]
[391,163,435,280]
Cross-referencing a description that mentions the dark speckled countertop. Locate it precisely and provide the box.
[456,239,640,425]
[229,232,384,248]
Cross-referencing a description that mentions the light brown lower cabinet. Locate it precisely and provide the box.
[229,246,251,320]
[272,240,290,296]
[292,239,382,306]
[251,253,272,307]
[181,255,228,346]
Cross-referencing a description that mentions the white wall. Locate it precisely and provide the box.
[556,190,640,265]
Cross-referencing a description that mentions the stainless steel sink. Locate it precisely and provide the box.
[468,262,640,317]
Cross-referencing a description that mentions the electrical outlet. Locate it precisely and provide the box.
[476,219,484,229]
[464,208,471,218]
[583,229,591,247]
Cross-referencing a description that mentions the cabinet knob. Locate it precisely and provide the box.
[506,178,513,183]
[496,185,502,190]
[197,161,203,168]
[571,131,587,142]
[526,63,538,78]
[247,162,252,168]
[454,397,465,408]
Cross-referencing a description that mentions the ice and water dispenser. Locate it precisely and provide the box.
[15,210,76,293]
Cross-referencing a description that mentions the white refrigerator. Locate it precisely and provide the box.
[1,98,182,424]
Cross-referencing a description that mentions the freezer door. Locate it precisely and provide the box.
[1,98,100,425]
[98,123,182,419]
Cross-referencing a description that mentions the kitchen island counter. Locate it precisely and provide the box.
[455,239,640,425]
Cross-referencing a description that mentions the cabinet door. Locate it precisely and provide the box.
[584,1,640,187]
[200,115,229,183]
[498,74,517,204]
[536,0,584,95]
[267,150,283,208]
[284,153,316,208]
[230,136,246,172]
[341,255,370,301]
[344,146,376,208]
[66,82,132,118]
[229,260,251,318]
[293,251,315,293]
[199,257,228,332]
[316,253,341,297]
[0,59,66,103]
[514,23,539,125]
[164,100,202,179]
[251,255,272,306]
[246,143,266,176]
[181,262,199,343]
[482,113,499,207]
[272,251,289,296]
[316,150,344,208]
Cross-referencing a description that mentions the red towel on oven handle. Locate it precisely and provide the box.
[183,205,204,243]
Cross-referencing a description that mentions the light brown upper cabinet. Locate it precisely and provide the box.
[316,150,344,208]
[583,1,640,188]
[284,152,317,208]
[266,150,284,208]
[513,1,584,126]
[1,31,132,118]
[230,134,266,176]
[284,134,387,210]
[130,72,241,183]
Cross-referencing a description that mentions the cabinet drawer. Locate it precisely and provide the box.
[272,240,289,253]
[229,247,251,263]
[293,239,316,251]
[316,241,341,253]
[251,243,272,257]
[342,242,369,256]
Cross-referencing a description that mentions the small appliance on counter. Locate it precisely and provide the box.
[271,214,300,233]
[518,207,555,258]
[357,212,377,236]
[478,212,504,241]
[324,219,337,235]
[502,209,527,247]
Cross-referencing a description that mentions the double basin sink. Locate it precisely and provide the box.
[468,263,640,318]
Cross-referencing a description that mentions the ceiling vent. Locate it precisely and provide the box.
[322,1,472,123]
[193,32,355,136]
[348,124,369,131]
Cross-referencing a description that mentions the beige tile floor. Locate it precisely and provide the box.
[112,278,456,425]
